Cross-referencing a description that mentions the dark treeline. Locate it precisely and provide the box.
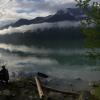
[0,27,84,46]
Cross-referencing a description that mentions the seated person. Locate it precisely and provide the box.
[0,65,9,84]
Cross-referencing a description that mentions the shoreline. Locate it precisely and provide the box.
[0,76,100,100]
[9,73,100,92]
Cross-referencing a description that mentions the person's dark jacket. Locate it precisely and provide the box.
[0,68,9,81]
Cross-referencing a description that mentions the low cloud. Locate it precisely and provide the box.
[0,21,80,35]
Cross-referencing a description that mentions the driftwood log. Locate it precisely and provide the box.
[34,76,45,99]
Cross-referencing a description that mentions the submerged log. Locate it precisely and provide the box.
[44,85,79,97]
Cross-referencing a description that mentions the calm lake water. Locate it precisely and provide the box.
[0,39,100,82]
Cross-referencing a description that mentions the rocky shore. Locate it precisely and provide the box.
[0,77,100,100]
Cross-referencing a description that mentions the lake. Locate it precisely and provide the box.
[0,38,100,82]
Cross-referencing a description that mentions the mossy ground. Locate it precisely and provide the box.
[91,85,100,100]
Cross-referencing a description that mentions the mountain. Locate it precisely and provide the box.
[12,16,49,27]
[0,8,85,45]
[2,8,86,28]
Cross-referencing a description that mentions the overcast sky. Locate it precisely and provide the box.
[0,0,75,22]
[0,0,100,27]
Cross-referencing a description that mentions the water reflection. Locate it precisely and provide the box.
[0,43,100,81]
[0,43,88,55]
